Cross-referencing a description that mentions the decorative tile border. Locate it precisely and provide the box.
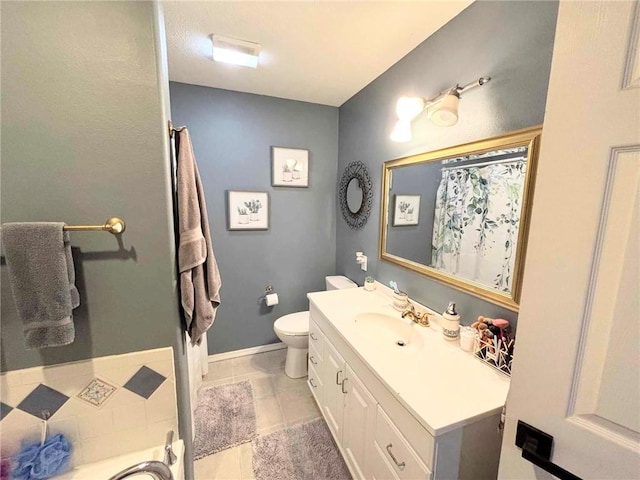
[0,347,178,465]
[77,378,118,408]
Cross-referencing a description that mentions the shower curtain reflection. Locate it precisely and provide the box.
[431,159,526,291]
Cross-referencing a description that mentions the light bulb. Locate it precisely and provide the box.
[390,120,412,143]
[396,97,425,121]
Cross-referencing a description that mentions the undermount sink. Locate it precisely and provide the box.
[353,312,424,350]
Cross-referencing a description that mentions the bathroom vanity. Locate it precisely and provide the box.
[307,286,510,480]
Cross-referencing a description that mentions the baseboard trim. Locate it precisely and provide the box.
[208,342,286,363]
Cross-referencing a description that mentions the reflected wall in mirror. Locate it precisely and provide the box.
[380,126,542,311]
[346,178,363,213]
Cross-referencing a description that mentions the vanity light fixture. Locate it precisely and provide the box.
[211,34,261,68]
[390,77,491,143]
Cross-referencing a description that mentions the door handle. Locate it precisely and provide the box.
[309,356,318,365]
[310,332,318,341]
[516,421,582,480]
[309,378,317,388]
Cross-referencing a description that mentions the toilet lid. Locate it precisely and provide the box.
[274,311,309,336]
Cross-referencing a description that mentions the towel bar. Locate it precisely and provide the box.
[168,120,186,138]
[63,217,126,234]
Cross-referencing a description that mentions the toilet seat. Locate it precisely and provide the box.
[274,311,309,336]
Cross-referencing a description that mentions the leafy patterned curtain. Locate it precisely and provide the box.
[431,160,526,291]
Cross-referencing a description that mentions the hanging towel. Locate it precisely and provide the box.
[1,223,79,349]
[176,129,221,345]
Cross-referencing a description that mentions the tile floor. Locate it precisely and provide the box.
[194,348,322,480]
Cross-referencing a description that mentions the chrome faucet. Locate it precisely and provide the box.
[107,461,173,480]
[401,302,430,327]
[164,430,177,466]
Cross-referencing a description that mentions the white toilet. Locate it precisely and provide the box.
[274,275,357,378]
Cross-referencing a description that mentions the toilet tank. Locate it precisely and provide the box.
[325,275,357,291]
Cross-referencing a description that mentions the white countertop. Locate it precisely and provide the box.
[307,286,510,436]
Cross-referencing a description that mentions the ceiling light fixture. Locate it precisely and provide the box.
[211,34,261,68]
[390,77,491,142]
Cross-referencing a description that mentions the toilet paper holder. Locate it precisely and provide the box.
[258,285,275,302]
[258,285,275,300]
[259,285,279,307]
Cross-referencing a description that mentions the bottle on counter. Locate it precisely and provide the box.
[442,301,460,341]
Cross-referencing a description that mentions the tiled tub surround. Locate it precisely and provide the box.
[0,347,178,467]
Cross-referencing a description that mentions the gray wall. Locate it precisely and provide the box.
[336,1,559,328]
[386,163,441,265]
[169,83,339,354]
[0,3,194,476]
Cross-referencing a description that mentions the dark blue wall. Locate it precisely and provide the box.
[169,83,339,354]
[336,1,559,327]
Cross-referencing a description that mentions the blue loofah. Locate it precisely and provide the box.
[12,433,72,480]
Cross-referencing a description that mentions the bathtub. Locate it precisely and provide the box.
[55,440,184,480]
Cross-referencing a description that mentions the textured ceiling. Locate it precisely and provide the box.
[162,1,473,107]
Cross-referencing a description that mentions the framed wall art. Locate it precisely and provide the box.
[271,146,309,187]
[227,190,269,230]
[393,194,421,226]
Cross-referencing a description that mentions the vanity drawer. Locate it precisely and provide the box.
[374,406,432,480]
[307,363,323,404]
[308,338,323,370]
[309,319,325,358]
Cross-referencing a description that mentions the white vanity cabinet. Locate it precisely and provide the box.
[307,292,506,480]
[309,325,376,479]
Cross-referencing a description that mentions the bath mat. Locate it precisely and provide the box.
[252,418,351,480]
[193,380,257,460]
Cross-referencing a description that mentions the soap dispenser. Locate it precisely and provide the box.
[441,302,460,341]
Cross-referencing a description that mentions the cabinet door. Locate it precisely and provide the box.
[342,364,376,480]
[321,339,346,441]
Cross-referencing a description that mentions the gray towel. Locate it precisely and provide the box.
[176,129,221,345]
[1,222,79,349]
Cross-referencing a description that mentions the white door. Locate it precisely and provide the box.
[323,339,347,441]
[499,1,640,479]
[342,364,377,480]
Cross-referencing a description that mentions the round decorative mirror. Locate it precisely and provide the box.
[339,161,373,230]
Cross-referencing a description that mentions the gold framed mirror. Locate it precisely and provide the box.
[380,126,542,311]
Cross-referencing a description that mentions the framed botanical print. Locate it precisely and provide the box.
[271,147,309,187]
[393,194,420,226]
[227,190,269,230]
